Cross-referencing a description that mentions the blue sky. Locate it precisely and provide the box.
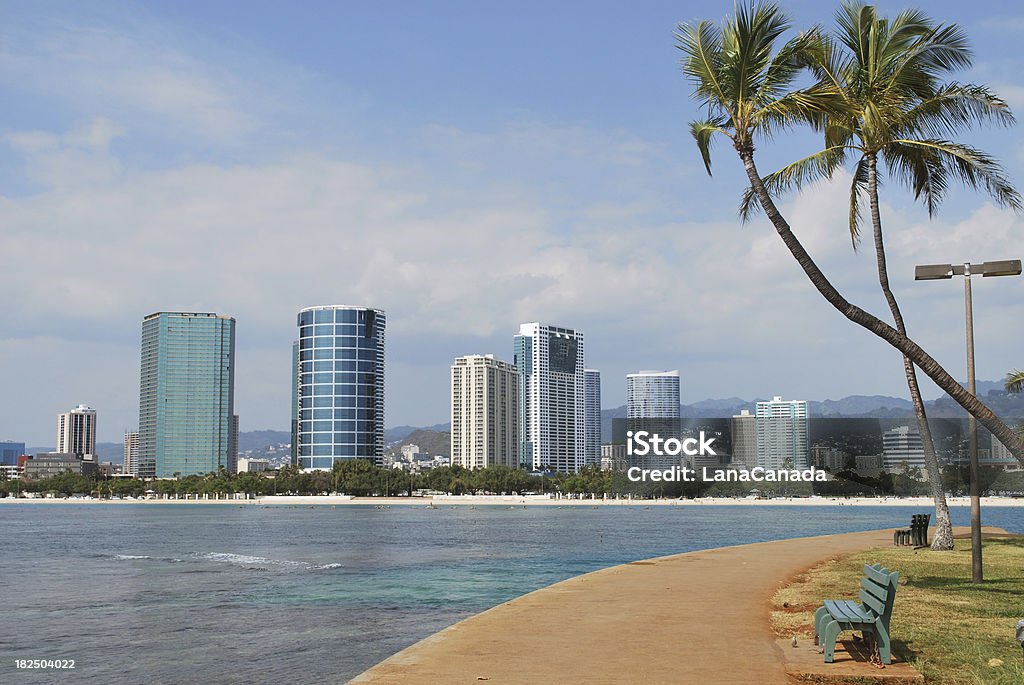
[2,1,1023,445]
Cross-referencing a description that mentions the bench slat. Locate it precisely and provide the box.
[864,564,893,585]
[824,599,871,624]
[861,577,889,602]
[859,589,884,615]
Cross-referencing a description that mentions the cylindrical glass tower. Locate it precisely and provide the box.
[292,305,385,470]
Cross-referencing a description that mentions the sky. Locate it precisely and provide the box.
[2,0,1023,445]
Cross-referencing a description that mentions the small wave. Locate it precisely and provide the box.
[193,552,309,569]
[314,563,344,570]
[114,554,153,560]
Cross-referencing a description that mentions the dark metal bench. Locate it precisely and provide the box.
[813,563,899,664]
[893,513,929,547]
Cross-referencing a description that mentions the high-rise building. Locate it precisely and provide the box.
[755,396,808,469]
[626,370,681,419]
[624,370,681,469]
[138,312,237,478]
[987,435,1020,470]
[514,322,586,473]
[450,354,519,470]
[0,441,26,466]
[123,431,139,475]
[56,404,97,457]
[731,409,757,469]
[882,425,926,474]
[291,305,385,470]
[584,369,602,467]
[231,415,240,470]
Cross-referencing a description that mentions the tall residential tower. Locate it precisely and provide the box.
[291,305,385,470]
[731,409,758,470]
[583,369,602,467]
[514,322,586,473]
[56,404,97,457]
[450,354,519,470]
[138,312,236,478]
[755,396,808,469]
[123,430,139,476]
[626,370,680,419]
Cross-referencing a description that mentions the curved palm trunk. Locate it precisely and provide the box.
[734,144,1024,467]
[866,154,954,550]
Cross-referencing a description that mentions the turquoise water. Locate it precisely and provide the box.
[0,503,1019,683]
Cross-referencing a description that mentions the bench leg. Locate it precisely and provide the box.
[822,618,842,663]
[873,621,892,665]
[813,605,829,645]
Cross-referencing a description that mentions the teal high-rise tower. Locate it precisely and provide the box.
[138,312,237,478]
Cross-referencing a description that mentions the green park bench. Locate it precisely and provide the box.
[893,513,930,547]
[813,563,899,665]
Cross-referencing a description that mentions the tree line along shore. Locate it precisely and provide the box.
[3,459,1023,500]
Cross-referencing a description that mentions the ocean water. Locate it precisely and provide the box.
[0,503,1020,683]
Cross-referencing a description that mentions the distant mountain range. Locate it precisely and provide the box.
[26,381,1021,463]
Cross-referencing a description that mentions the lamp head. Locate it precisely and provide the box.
[915,264,954,280]
[980,260,1022,277]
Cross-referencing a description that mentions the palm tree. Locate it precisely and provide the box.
[676,1,1024,469]
[735,3,1021,549]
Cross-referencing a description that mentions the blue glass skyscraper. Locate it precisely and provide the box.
[291,305,385,470]
[138,312,237,478]
[0,441,26,466]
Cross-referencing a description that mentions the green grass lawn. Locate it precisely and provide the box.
[771,536,1024,684]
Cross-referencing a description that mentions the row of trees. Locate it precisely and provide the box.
[4,460,1021,499]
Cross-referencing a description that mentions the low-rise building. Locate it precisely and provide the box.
[23,453,98,480]
[854,454,883,477]
[237,458,270,473]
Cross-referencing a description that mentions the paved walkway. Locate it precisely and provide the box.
[351,528,906,684]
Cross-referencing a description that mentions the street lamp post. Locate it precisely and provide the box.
[915,259,1022,583]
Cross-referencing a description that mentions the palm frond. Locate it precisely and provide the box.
[676,21,732,119]
[896,83,1014,138]
[1007,370,1024,394]
[886,138,1023,213]
[848,156,870,246]
[690,117,730,176]
[723,1,791,106]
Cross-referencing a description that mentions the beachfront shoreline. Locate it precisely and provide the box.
[2,494,1023,507]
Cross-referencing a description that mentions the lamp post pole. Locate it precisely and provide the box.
[962,263,982,583]
[916,259,1022,583]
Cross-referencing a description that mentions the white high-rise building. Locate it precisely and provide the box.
[755,396,808,469]
[57,404,97,457]
[514,323,586,473]
[123,431,139,475]
[584,369,602,467]
[731,409,758,469]
[450,355,519,470]
[626,370,681,419]
[882,425,926,474]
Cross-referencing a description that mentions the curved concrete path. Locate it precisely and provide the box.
[352,528,904,684]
